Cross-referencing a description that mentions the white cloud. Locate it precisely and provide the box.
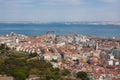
[31,0,85,6]
[42,0,84,5]
[0,0,35,7]
[1,0,33,4]
[99,0,119,3]
[0,0,85,6]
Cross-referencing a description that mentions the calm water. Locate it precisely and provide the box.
[0,23,120,38]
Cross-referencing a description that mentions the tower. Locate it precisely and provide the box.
[15,37,19,44]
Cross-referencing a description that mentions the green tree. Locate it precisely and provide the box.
[28,52,38,58]
[30,68,40,75]
[62,69,71,76]
[76,71,89,80]
[9,69,28,80]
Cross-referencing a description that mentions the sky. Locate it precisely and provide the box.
[0,0,119,22]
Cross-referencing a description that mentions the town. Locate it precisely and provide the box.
[0,32,120,80]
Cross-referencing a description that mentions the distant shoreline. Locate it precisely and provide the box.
[0,22,120,26]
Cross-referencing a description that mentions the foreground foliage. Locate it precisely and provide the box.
[76,71,89,80]
[0,44,89,80]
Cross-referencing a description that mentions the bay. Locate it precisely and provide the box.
[0,23,120,39]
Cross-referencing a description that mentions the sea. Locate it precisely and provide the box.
[0,23,120,39]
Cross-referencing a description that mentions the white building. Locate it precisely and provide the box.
[108,60,113,66]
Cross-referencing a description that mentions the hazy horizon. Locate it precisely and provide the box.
[0,0,120,22]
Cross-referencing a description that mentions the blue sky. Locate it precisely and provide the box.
[0,0,119,22]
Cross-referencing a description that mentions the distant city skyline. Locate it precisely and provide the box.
[0,0,119,22]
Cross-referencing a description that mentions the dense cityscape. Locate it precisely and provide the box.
[0,32,120,80]
[0,0,119,80]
